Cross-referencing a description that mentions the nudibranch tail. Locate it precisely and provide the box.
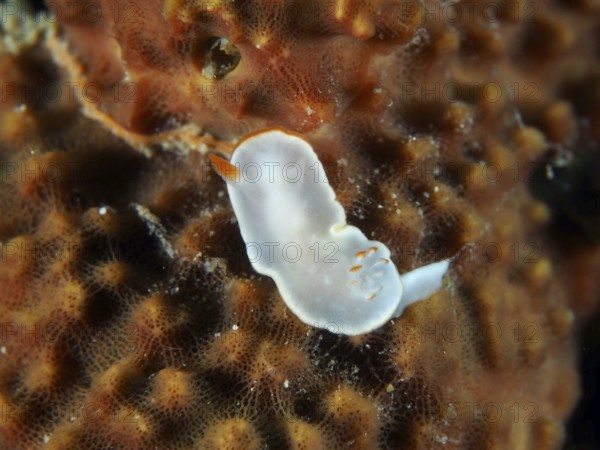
[393,259,451,317]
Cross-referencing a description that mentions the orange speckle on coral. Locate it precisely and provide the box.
[250,340,310,387]
[325,386,379,448]
[287,420,328,450]
[23,346,58,393]
[92,260,131,290]
[152,368,193,411]
[202,419,262,450]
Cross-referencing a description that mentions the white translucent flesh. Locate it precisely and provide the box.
[394,259,451,318]
[223,129,449,335]
[225,131,402,335]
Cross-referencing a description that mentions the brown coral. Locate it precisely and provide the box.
[1,0,600,449]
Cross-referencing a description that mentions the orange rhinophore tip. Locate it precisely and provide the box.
[209,153,240,182]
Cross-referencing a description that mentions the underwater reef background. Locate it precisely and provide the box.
[1,0,600,448]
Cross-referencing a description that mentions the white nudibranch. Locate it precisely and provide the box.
[210,128,450,336]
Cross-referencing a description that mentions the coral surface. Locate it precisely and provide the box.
[1,0,600,448]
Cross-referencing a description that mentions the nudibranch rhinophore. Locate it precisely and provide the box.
[210,129,450,336]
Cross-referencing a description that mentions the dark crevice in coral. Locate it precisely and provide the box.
[528,146,600,243]
[7,45,81,137]
[402,173,434,206]
[255,411,290,449]
[205,220,255,277]
[201,368,247,403]
[63,147,148,210]
[53,332,90,387]
[11,46,62,111]
[515,18,566,65]
[458,27,499,64]
[84,289,124,327]
[361,132,406,168]
[133,151,224,232]
[176,302,224,346]
[559,71,600,119]
[148,185,208,231]
[155,416,194,447]
[27,0,47,13]
[307,331,397,390]
[380,377,440,449]
[535,144,600,450]
[564,303,600,449]
[20,395,59,434]
[421,210,465,261]
[292,387,328,424]
[461,140,486,162]
[380,421,414,450]
[84,289,124,328]
[398,101,450,134]
[456,286,494,368]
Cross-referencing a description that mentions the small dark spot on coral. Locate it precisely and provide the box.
[255,413,289,448]
[399,100,449,133]
[457,286,498,368]
[202,368,247,401]
[461,140,485,162]
[196,37,241,80]
[421,210,464,259]
[559,71,600,119]
[516,18,567,64]
[293,393,324,424]
[84,289,123,327]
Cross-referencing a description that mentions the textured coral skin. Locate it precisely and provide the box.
[1,0,600,449]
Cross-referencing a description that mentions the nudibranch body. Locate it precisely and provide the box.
[210,129,450,336]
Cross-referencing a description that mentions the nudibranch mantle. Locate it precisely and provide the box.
[210,129,450,336]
